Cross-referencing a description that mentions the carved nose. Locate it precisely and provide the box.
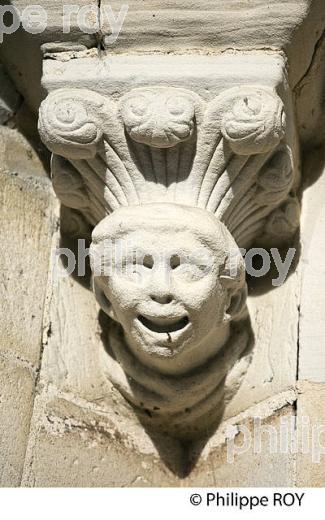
[149,269,174,304]
[150,293,173,304]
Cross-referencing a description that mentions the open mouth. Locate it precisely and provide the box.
[138,315,189,334]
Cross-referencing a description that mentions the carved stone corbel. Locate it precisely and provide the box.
[38,52,300,439]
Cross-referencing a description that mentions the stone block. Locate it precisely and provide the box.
[0,357,36,486]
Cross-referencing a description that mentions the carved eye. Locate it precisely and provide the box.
[128,97,148,118]
[143,254,154,269]
[167,97,187,116]
[170,254,181,269]
[56,102,77,124]
[193,262,209,273]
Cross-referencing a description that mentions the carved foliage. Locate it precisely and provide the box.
[220,87,285,155]
[38,82,301,438]
[39,84,299,246]
[120,87,200,148]
[38,88,107,159]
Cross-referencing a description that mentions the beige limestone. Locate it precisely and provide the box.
[299,147,325,382]
[0,357,36,487]
[0,0,324,488]
[0,168,57,366]
[0,126,46,178]
[36,51,301,444]
[0,147,57,485]
[90,204,249,439]
[296,381,325,486]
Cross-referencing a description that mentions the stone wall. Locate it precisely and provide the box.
[0,133,324,485]
[0,0,325,486]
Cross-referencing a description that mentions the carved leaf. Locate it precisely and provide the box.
[40,85,298,246]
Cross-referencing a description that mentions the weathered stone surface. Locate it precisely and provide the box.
[296,381,325,486]
[0,357,36,486]
[1,0,324,129]
[0,128,55,367]
[0,144,57,486]
[295,42,325,148]
[187,398,296,486]
[103,0,325,92]
[0,126,47,178]
[0,167,57,366]
[19,240,300,484]
[35,49,302,444]
[292,147,325,485]
[298,146,325,382]
[226,269,299,419]
[0,0,98,112]
[21,256,184,485]
[0,65,21,124]
[0,0,324,489]
[21,393,185,487]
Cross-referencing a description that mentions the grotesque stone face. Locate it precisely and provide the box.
[90,204,247,375]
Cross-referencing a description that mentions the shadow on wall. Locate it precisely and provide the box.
[58,218,254,477]
[54,144,325,477]
[58,208,255,476]
[52,142,325,479]
[54,147,325,476]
